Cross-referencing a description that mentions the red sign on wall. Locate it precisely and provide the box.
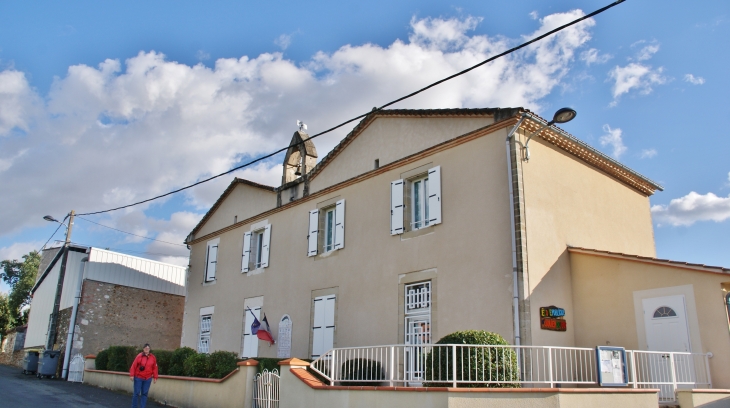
[540,317,567,331]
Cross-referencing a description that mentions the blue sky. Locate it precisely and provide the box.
[1,0,729,292]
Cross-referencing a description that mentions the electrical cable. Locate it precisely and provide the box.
[76,216,188,247]
[77,0,625,217]
[39,214,69,252]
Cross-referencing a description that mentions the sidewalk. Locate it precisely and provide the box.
[0,364,168,407]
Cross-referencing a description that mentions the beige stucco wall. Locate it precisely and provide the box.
[519,133,657,347]
[309,116,495,193]
[196,183,277,238]
[183,126,517,358]
[570,251,730,388]
[677,390,730,408]
[83,363,257,408]
[279,365,659,408]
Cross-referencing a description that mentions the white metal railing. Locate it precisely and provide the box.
[628,350,712,403]
[309,345,712,403]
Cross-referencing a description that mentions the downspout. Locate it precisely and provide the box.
[61,256,88,379]
[506,113,528,346]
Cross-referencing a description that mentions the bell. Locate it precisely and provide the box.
[294,165,302,176]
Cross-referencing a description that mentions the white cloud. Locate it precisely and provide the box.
[599,124,626,158]
[635,44,659,61]
[684,74,705,85]
[274,34,293,50]
[640,148,657,159]
[529,11,539,20]
[196,50,211,61]
[0,12,597,238]
[608,63,666,106]
[652,192,730,226]
[580,48,611,65]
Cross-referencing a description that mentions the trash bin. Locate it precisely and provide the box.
[22,351,40,375]
[36,350,61,379]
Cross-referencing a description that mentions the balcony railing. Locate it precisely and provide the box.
[309,344,712,403]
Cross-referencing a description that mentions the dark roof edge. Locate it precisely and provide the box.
[31,245,89,294]
[189,177,276,238]
[568,246,729,274]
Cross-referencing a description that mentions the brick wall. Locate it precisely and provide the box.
[73,280,184,355]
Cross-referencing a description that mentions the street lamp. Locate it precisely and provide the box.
[523,107,577,161]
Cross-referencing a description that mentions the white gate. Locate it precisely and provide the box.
[253,369,280,408]
[67,354,85,382]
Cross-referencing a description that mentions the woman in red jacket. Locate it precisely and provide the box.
[129,343,158,408]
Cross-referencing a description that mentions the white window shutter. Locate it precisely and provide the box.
[308,209,319,257]
[334,199,345,250]
[312,297,324,357]
[242,232,252,272]
[261,224,271,268]
[391,179,404,235]
[242,306,260,358]
[323,296,336,353]
[206,242,218,281]
[428,166,442,225]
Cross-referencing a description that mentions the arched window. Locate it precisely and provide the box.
[653,306,677,318]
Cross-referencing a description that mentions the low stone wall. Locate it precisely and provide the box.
[279,359,661,408]
[83,356,258,408]
[0,349,25,368]
[677,389,730,408]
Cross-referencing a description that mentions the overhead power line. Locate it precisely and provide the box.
[77,0,626,217]
[76,216,188,247]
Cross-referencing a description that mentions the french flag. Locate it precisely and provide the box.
[249,308,275,346]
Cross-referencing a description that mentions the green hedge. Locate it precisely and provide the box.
[168,347,196,376]
[424,330,520,388]
[95,348,110,371]
[94,346,239,379]
[340,358,385,386]
[255,358,285,374]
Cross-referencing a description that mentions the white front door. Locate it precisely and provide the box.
[643,295,690,352]
[641,295,693,400]
[404,282,431,384]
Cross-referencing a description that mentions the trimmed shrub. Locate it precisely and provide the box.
[169,347,197,376]
[107,346,138,373]
[184,352,212,378]
[153,350,174,375]
[340,358,385,386]
[95,349,110,371]
[424,330,520,388]
[255,358,285,374]
[209,351,238,379]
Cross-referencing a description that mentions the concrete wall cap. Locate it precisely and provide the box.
[238,359,259,366]
[278,358,310,366]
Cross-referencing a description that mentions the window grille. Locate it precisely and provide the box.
[405,282,431,313]
[653,306,677,318]
[199,315,212,353]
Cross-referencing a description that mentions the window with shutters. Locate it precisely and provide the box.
[308,200,345,257]
[241,302,261,358]
[204,238,220,282]
[391,166,441,235]
[242,224,271,273]
[199,314,212,353]
[311,295,336,358]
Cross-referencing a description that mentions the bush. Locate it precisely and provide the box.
[255,358,285,374]
[184,352,212,378]
[153,350,174,375]
[107,346,138,373]
[168,347,197,376]
[340,358,385,386]
[208,351,238,378]
[95,349,110,371]
[424,330,520,388]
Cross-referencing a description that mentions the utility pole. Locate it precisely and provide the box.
[46,210,75,350]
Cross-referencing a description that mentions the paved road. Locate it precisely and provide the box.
[0,364,168,407]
